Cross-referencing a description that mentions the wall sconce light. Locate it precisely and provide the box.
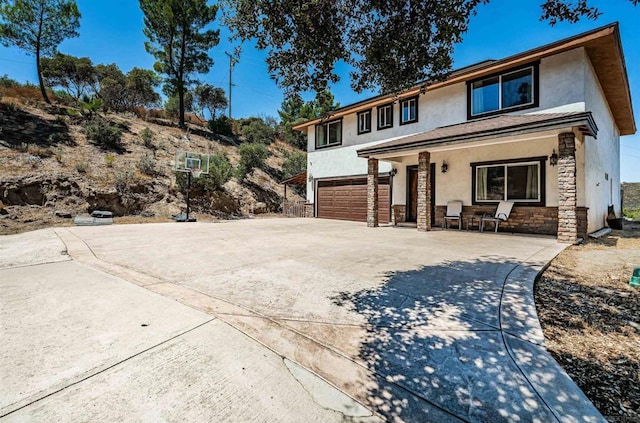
[441,161,448,173]
[390,167,398,177]
[307,173,314,182]
[549,149,558,167]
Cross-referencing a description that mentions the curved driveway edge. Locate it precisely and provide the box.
[499,243,606,423]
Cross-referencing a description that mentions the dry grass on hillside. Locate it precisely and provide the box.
[535,223,640,422]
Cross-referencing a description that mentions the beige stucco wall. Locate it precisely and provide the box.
[391,136,563,207]
[582,56,622,232]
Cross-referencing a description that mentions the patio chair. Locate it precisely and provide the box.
[442,200,463,230]
[480,201,514,233]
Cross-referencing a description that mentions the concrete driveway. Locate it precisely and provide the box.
[0,219,604,422]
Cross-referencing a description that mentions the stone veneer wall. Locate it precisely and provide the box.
[434,205,588,238]
[304,203,314,218]
[367,158,379,227]
[392,205,406,226]
[417,152,431,231]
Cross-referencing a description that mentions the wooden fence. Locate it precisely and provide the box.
[283,200,307,218]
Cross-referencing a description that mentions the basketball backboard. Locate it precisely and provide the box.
[175,150,210,175]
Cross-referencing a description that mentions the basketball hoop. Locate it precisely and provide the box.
[191,168,203,178]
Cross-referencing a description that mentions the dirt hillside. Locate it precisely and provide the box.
[0,97,304,235]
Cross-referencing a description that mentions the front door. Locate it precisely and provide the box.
[406,164,436,225]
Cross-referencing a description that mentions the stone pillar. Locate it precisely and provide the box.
[417,151,431,232]
[557,132,578,243]
[367,158,379,228]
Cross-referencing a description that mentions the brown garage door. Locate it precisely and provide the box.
[317,177,390,223]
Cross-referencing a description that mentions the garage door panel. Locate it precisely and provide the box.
[317,177,390,223]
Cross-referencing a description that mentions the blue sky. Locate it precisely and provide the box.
[1,0,639,181]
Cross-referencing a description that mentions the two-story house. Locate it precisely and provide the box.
[293,23,635,243]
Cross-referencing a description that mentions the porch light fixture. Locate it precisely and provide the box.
[549,149,558,167]
[441,161,448,173]
[390,167,398,176]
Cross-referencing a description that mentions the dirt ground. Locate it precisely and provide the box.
[535,221,640,423]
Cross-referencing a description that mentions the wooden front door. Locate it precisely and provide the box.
[406,164,436,225]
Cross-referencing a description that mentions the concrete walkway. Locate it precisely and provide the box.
[0,219,605,422]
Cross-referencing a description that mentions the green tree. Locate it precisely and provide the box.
[94,63,127,111]
[282,150,307,179]
[165,90,194,119]
[41,52,95,100]
[222,0,637,94]
[0,0,81,103]
[125,67,161,109]
[194,83,227,118]
[140,0,220,128]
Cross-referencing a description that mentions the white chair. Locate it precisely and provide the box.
[443,201,463,230]
[481,201,514,233]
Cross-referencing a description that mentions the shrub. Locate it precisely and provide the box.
[202,151,233,190]
[237,142,269,178]
[104,154,115,167]
[282,151,307,179]
[75,161,89,173]
[236,116,276,144]
[114,169,135,193]
[137,152,156,175]
[85,118,124,150]
[140,127,154,148]
[208,116,233,136]
[27,144,54,158]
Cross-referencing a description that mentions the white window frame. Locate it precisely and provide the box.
[377,104,393,130]
[315,119,342,148]
[470,66,535,117]
[400,97,418,125]
[357,109,371,135]
[475,160,541,203]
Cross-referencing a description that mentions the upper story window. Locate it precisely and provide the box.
[471,157,546,206]
[400,96,418,125]
[315,119,342,148]
[468,63,539,119]
[357,109,371,135]
[377,103,393,130]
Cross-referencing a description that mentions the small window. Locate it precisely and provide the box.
[475,160,542,204]
[315,119,342,148]
[468,64,538,118]
[377,103,393,130]
[357,109,371,135]
[400,96,418,125]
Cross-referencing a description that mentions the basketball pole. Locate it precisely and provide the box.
[186,170,192,221]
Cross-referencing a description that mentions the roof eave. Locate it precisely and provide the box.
[357,113,598,158]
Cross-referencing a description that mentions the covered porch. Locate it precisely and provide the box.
[357,112,598,243]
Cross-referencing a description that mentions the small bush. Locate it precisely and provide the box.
[85,118,124,150]
[140,127,154,148]
[54,148,63,164]
[115,169,135,193]
[202,151,233,190]
[137,152,156,175]
[208,116,233,136]
[236,116,276,144]
[75,161,89,173]
[104,154,115,167]
[237,142,269,178]
[27,144,54,158]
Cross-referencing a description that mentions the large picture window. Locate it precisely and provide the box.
[315,119,342,148]
[472,157,546,206]
[400,96,418,125]
[377,103,393,130]
[468,64,538,118]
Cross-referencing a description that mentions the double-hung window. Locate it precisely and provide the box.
[377,103,393,130]
[400,96,418,125]
[472,158,545,205]
[315,119,342,148]
[357,109,371,135]
[468,64,538,118]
